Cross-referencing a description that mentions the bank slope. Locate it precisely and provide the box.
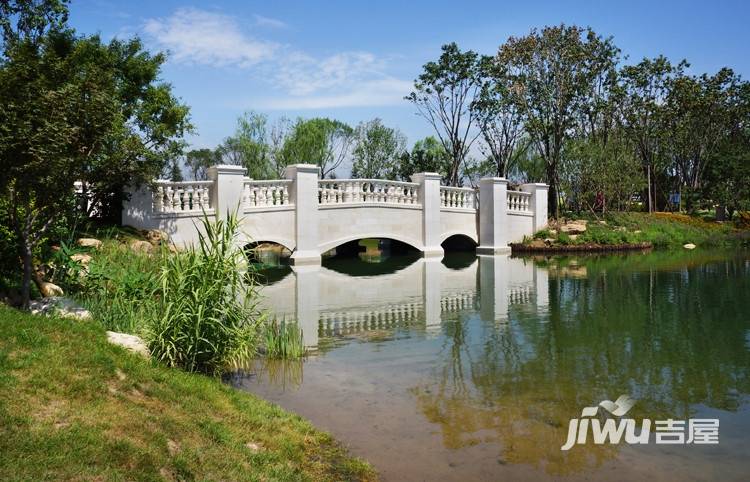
[0,306,374,481]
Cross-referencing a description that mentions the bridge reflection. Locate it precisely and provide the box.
[256,254,550,348]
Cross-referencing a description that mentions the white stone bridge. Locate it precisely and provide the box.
[122,164,548,264]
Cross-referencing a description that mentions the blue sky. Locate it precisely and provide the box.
[70,0,749,156]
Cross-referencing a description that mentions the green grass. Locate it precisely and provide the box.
[0,305,375,481]
[522,212,747,249]
[264,319,306,360]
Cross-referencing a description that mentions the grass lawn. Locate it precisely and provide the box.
[521,212,748,250]
[0,306,374,481]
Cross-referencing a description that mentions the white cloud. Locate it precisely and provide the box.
[143,7,277,68]
[259,78,412,110]
[142,8,411,109]
[253,14,287,29]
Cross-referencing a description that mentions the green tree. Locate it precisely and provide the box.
[406,43,482,186]
[185,148,219,181]
[664,68,742,210]
[351,118,406,179]
[496,25,620,217]
[617,56,684,212]
[394,137,452,182]
[473,55,525,177]
[0,2,190,306]
[219,111,274,179]
[281,118,353,178]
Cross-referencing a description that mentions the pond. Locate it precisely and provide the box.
[227,249,750,481]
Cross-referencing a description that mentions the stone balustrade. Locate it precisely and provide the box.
[440,186,478,210]
[318,179,420,205]
[243,179,293,208]
[123,164,549,262]
[507,190,532,213]
[153,180,212,213]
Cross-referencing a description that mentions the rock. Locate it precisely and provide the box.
[70,253,92,265]
[543,238,555,246]
[77,238,102,249]
[683,243,696,250]
[598,220,608,225]
[245,442,263,452]
[130,240,153,254]
[39,282,64,297]
[106,331,150,358]
[559,221,587,234]
[528,239,546,249]
[29,297,92,321]
[548,229,558,236]
[569,234,579,241]
[143,229,169,246]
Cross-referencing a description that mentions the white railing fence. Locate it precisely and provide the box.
[440,186,478,209]
[318,179,420,206]
[243,179,293,208]
[507,190,531,213]
[153,181,212,213]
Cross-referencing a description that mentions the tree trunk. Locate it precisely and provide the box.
[20,240,33,309]
[546,163,559,218]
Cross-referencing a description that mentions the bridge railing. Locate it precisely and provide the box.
[507,190,532,213]
[243,178,293,208]
[152,180,213,214]
[440,186,478,210]
[318,179,420,206]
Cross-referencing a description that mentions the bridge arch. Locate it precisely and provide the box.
[317,232,423,256]
[238,235,295,253]
[440,231,478,245]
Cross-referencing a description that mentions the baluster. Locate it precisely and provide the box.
[282,184,289,205]
[242,183,250,208]
[166,186,176,211]
[154,186,164,212]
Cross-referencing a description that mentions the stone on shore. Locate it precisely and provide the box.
[29,296,92,321]
[130,240,154,253]
[106,331,150,358]
[77,238,102,249]
[559,220,587,235]
[39,281,64,297]
[683,243,696,250]
[70,253,93,265]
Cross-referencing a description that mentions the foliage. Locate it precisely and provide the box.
[185,147,220,181]
[351,118,406,179]
[281,117,353,178]
[394,136,452,182]
[263,319,306,359]
[473,55,525,177]
[146,213,262,374]
[0,2,190,306]
[0,305,375,481]
[495,24,621,217]
[218,111,275,179]
[406,43,482,186]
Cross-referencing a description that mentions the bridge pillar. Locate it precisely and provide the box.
[411,172,444,258]
[207,164,246,217]
[521,183,549,232]
[477,177,511,254]
[284,164,321,265]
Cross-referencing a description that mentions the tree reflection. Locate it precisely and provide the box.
[412,253,750,475]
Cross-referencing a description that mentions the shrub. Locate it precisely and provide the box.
[145,213,262,374]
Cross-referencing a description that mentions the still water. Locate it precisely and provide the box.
[228,250,750,481]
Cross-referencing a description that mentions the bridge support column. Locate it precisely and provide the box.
[285,164,321,265]
[208,164,247,217]
[477,177,511,255]
[411,172,444,258]
[521,183,549,232]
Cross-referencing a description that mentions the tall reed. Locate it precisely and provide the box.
[145,212,263,374]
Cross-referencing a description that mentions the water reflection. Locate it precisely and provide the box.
[234,251,750,481]
[256,254,549,349]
